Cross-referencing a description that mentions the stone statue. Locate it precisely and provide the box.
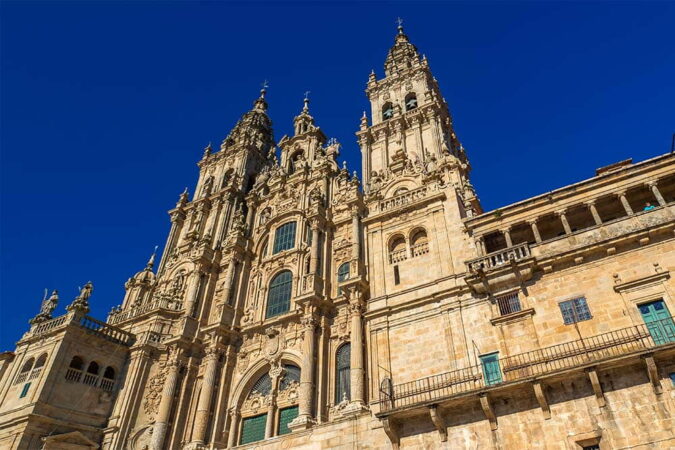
[29,290,59,325]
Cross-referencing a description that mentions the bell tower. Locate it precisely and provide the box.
[357,22,482,299]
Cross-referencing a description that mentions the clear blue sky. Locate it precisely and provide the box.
[2,1,674,350]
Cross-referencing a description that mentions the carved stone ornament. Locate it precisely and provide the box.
[142,362,168,419]
[265,327,282,358]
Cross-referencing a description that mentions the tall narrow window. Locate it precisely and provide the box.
[266,271,293,318]
[273,222,297,254]
[83,361,100,386]
[19,382,31,399]
[559,297,592,325]
[337,262,350,295]
[393,265,400,285]
[335,344,351,403]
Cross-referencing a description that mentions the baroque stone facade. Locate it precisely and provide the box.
[1,24,675,450]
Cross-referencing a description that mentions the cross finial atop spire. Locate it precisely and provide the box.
[303,90,310,112]
[396,17,404,33]
[147,245,158,269]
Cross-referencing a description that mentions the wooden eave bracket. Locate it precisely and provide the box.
[479,393,498,430]
[381,417,400,450]
[532,381,551,419]
[429,405,447,442]
[585,367,606,408]
[642,354,663,395]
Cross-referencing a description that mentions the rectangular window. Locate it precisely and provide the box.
[240,413,267,445]
[19,382,31,398]
[559,297,592,325]
[496,292,521,316]
[480,353,502,386]
[393,265,400,285]
[273,222,297,254]
[277,405,299,436]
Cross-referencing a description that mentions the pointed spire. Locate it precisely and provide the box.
[253,80,269,112]
[147,245,158,269]
[303,90,310,112]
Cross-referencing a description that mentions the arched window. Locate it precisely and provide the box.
[337,262,350,295]
[266,271,293,318]
[15,357,34,384]
[405,93,418,111]
[289,152,304,174]
[382,102,394,121]
[69,356,84,370]
[273,222,297,254]
[250,372,272,397]
[20,358,34,374]
[389,235,406,253]
[83,361,100,386]
[101,366,116,391]
[34,354,47,369]
[389,235,407,265]
[410,228,429,258]
[335,344,351,403]
[280,364,301,390]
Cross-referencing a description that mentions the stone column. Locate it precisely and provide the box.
[349,291,366,407]
[152,355,182,450]
[226,408,239,448]
[585,200,602,225]
[221,258,238,306]
[556,209,572,235]
[351,208,361,260]
[290,316,317,429]
[647,181,666,206]
[310,222,320,274]
[475,236,486,256]
[618,191,634,215]
[502,228,513,248]
[183,270,202,316]
[264,369,280,439]
[528,219,542,243]
[191,347,221,444]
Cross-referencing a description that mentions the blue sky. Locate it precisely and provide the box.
[2,1,674,350]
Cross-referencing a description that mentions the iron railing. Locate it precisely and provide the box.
[379,316,675,412]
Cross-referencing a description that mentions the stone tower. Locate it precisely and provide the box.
[357,23,481,300]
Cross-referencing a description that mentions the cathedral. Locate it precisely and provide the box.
[1,23,675,450]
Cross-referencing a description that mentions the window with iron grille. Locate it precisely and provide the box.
[559,297,592,324]
[335,344,351,403]
[496,292,521,316]
[273,222,297,254]
[279,364,300,390]
[266,271,292,318]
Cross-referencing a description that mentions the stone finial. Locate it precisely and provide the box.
[147,245,159,269]
[30,289,59,325]
[67,282,93,315]
[202,142,212,159]
[177,188,189,208]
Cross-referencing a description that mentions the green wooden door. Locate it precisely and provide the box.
[240,413,267,445]
[278,405,299,436]
[639,300,675,345]
[480,352,502,386]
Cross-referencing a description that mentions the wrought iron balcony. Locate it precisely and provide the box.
[378,316,675,413]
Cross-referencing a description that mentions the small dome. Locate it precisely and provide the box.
[133,267,155,284]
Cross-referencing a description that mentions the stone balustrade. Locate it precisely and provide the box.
[378,186,429,212]
[466,242,531,272]
[388,248,408,264]
[410,241,429,258]
[108,297,183,325]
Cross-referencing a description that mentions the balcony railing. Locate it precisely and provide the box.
[389,248,408,264]
[466,242,531,273]
[108,296,183,325]
[410,242,430,258]
[379,316,675,413]
[379,186,429,212]
[77,316,134,346]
